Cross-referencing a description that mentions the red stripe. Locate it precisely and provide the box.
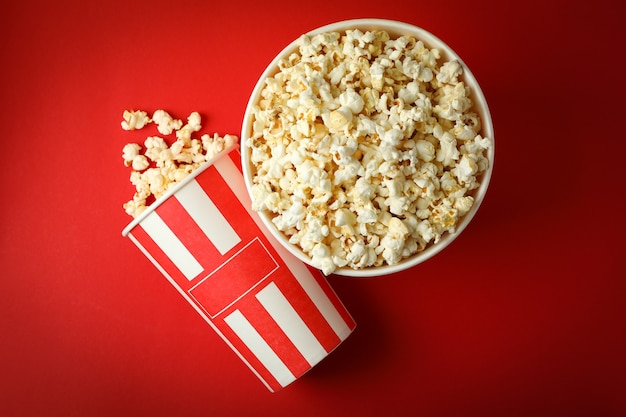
[195,164,258,245]
[310,267,357,331]
[270,270,342,353]
[235,288,312,378]
[228,149,243,172]
[155,195,229,283]
[129,225,191,286]
[211,311,284,392]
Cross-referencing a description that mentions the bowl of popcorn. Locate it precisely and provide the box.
[241,19,494,277]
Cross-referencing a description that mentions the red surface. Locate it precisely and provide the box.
[1,1,624,416]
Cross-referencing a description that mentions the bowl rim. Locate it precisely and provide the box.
[240,18,494,277]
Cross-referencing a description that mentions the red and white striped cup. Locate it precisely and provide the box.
[122,146,356,392]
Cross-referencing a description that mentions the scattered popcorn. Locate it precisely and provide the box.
[247,29,492,274]
[121,110,151,130]
[122,143,142,166]
[176,111,203,140]
[120,109,239,218]
[152,109,183,135]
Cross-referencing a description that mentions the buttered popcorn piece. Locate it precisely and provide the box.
[121,109,239,218]
[152,109,183,135]
[121,110,151,130]
[176,111,203,140]
[248,29,491,274]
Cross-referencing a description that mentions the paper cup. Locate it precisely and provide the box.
[122,146,356,392]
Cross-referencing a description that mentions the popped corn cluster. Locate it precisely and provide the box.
[247,29,492,274]
[121,109,238,218]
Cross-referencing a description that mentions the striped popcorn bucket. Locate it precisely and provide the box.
[122,146,356,392]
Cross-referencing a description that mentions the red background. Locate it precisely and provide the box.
[1,1,624,416]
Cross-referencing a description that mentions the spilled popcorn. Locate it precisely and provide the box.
[121,109,238,218]
[247,29,492,274]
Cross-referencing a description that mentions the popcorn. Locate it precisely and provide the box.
[415,139,436,162]
[436,131,460,167]
[176,111,203,140]
[122,143,141,165]
[121,110,151,130]
[380,217,410,264]
[152,109,183,135]
[247,29,492,274]
[121,109,238,218]
[436,60,463,84]
[310,243,335,276]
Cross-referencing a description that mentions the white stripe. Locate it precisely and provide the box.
[256,282,326,366]
[140,211,203,280]
[287,263,353,341]
[215,156,352,340]
[224,309,296,387]
[176,179,241,255]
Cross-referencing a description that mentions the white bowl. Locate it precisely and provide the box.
[241,18,494,277]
